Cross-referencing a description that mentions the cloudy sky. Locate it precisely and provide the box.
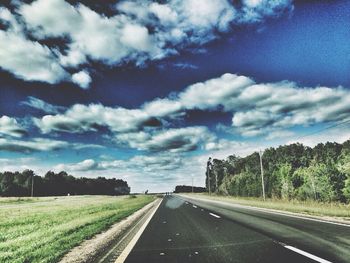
[0,0,350,192]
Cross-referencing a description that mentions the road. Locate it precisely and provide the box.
[123,195,350,263]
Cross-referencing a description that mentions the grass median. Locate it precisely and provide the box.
[0,195,155,263]
[183,193,350,219]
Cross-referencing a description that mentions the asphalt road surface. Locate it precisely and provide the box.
[124,195,350,263]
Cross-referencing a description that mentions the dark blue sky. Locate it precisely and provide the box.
[0,0,349,192]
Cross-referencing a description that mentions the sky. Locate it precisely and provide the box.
[0,0,350,193]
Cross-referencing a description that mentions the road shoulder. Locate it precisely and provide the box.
[59,198,161,263]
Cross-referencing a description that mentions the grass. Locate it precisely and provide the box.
[0,195,155,263]
[184,193,350,219]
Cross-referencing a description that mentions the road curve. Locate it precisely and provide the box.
[123,195,350,263]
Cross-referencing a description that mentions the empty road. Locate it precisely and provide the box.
[124,195,350,263]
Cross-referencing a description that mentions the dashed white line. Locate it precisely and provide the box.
[284,245,332,263]
[209,212,221,218]
[181,195,350,228]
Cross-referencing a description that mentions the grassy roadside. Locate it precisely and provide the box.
[183,193,350,220]
[0,195,155,263]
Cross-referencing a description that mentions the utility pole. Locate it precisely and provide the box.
[207,169,211,195]
[207,157,212,195]
[259,150,266,201]
[192,176,194,193]
[31,174,34,197]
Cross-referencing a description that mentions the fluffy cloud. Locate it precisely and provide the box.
[34,104,160,134]
[178,73,254,110]
[0,136,103,153]
[204,139,245,151]
[239,0,293,23]
[0,138,69,153]
[115,126,214,153]
[54,159,98,172]
[142,98,183,118]
[145,73,350,137]
[0,29,68,84]
[56,154,184,173]
[0,116,27,137]
[0,0,293,87]
[71,71,92,89]
[34,72,350,142]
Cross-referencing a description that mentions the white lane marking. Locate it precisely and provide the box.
[180,195,350,228]
[193,205,197,208]
[209,212,221,218]
[98,201,156,263]
[115,199,162,263]
[160,252,165,256]
[284,245,332,263]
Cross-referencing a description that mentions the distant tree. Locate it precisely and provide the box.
[174,185,206,193]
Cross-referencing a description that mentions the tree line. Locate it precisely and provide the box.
[0,170,130,196]
[206,140,350,203]
[174,185,206,193]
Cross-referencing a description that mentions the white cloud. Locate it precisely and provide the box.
[204,139,245,151]
[33,72,350,142]
[54,159,97,172]
[0,136,103,153]
[240,0,293,23]
[286,126,350,148]
[0,116,27,138]
[159,73,350,137]
[0,0,293,86]
[115,126,215,153]
[142,98,183,118]
[179,73,254,110]
[21,96,66,114]
[0,30,68,84]
[72,70,91,89]
[173,62,198,70]
[0,137,69,152]
[34,104,159,134]
[265,130,295,140]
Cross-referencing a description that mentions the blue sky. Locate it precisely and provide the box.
[0,0,350,192]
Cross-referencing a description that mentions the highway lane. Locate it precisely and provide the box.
[182,194,350,263]
[123,195,344,263]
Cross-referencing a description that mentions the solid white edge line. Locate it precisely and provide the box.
[180,195,350,228]
[284,245,332,263]
[209,212,221,218]
[115,199,162,263]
